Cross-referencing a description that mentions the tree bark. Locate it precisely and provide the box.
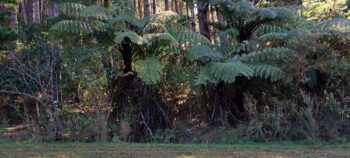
[26,0,33,21]
[189,1,196,31]
[174,0,179,13]
[21,0,28,24]
[197,0,210,39]
[152,0,156,14]
[143,0,150,16]
[10,6,18,33]
[138,0,142,18]
[33,0,40,22]
[165,0,170,11]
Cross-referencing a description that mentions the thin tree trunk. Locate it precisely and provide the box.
[21,0,28,24]
[179,0,183,14]
[174,0,179,13]
[52,40,62,105]
[138,0,142,18]
[33,0,40,22]
[197,0,210,39]
[165,0,170,11]
[26,0,33,21]
[10,6,19,33]
[189,1,195,31]
[216,7,225,28]
[144,0,150,16]
[210,6,216,43]
[152,0,156,14]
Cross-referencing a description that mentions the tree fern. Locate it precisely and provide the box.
[114,31,143,45]
[135,56,163,85]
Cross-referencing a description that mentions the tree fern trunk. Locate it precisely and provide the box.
[165,0,170,11]
[143,0,150,16]
[197,0,210,40]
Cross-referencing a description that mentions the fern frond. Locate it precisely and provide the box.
[257,8,277,19]
[239,47,293,63]
[114,31,143,45]
[209,0,234,6]
[50,20,93,34]
[315,18,350,33]
[178,29,211,45]
[58,2,86,17]
[254,25,287,37]
[194,67,218,85]
[143,33,177,44]
[187,45,221,61]
[146,11,180,24]
[80,5,110,20]
[258,32,288,41]
[135,56,163,85]
[208,61,254,83]
[108,15,143,28]
[248,64,284,81]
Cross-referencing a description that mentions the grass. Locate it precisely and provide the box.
[0,141,350,158]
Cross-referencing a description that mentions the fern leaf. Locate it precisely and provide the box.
[80,5,110,20]
[194,67,218,85]
[135,56,163,85]
[178,29,211,45]
[143,33,177,44]
[50,20,93,34]
[239,47,293,63]
[187,45,221,61]
[114,31,143,45]
[258,32,288,41]
[254,25,287,37]
[248,64,284,81]
[208,61,254,83]
[108,15,142,28]
[58,2,86,17]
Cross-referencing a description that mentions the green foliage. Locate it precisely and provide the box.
[50,20,94,34]
[135,57,163,85]
[187,45,221,61]
[208,61,254,83]
[114,31,143,44]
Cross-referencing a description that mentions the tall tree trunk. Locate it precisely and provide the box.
[21,0,28,24]
[174,0,179,13]
[40,0,46,23]
[33,0,40,22]
[26,0,33,21]
[197,0,210,39]
[165,0,170,11]
[179,0,183,14]
[210,6,216,43]
[10,6,19,33]
[216,7,225,28]
[152,0,156,14]
[138,0,142,18]
[52,40,62,106]
[143,0,150,16]
[189,1,195,31]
